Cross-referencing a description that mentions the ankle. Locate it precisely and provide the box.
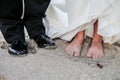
[73,38,84,44]
[91,41,102,47]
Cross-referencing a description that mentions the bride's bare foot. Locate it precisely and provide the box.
[87,42,104,59]
[87,20,104,59]
[65,31,84,57]
[65,39,84,57]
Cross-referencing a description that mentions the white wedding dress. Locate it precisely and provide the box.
[44,0,120,44]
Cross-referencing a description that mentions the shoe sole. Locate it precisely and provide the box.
[44,45,57,50]
[8,49,28,57]
[9,53,28,57]
[38,44,57,50]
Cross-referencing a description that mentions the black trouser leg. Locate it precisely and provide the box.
[0,0,24,43]
[24,0,50,39]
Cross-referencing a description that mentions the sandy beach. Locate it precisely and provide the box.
[0,32,120,80]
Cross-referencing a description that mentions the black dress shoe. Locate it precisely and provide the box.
[8,40,28,56]
[34,34,57,49]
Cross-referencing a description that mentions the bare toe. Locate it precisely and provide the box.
[65,41,83,57]
[87,44,104,59]
[74,50,81,57]
[86,49,93,58]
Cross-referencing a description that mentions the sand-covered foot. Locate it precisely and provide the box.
[65,39,84,57]
[87,43,104,59]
